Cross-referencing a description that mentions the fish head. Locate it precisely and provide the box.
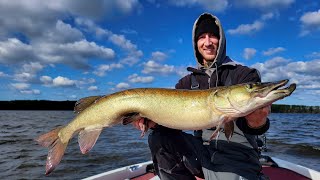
[212,79,296,117]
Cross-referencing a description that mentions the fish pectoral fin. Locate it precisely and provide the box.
[209,122,223,141]
[74,95,103,114]
[35,126,67,175]
[223,121,234,141]
[78,128,102,154]
[209,128,220,141]
[209,116,235,141]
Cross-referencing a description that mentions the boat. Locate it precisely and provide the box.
[83,154,320,180]
[83,135,320,180]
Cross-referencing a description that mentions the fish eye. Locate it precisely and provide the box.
[246,84,253,89]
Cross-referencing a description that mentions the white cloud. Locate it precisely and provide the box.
[11,83,30,90]
[52,76,76,87]
[109,34,138,52]
[168,0,229,12]
[116,82,130,89]
[151,51,168,61]
[0,38,115,70]
[252,57,290,74]
[262,47,286,56]
[128,74,154,83]
[264,57,291,69]
[287,59,320,76]
[13,72,34,82]
[306,51,320,58]
[93,63,123,77]
[120,56,141,65]
[108,33,143,65]
[252,58,320,92]
[10,82,40,95]
[142,60,175,75]
[228,21,264,35]
[121,29,138,35]
[37,40,115,69]
[0,1,141,33]
[88,86,98,91]
[0,1,122,74]
[300,9,320,27]
[12,62,45,83]
[77,78,96,85]
[22,62,44,74]
[76,18,143,66]
[233,0,294,10]
[243,48,257,60]
[300,9,320,36]
[0,38,34,64]
[103,0,141,15]
[40,76,53,85]
[227,11,276,36]
[20,89,41,95]
[0,72,9,77]
[43,20,84,43]
[261,12,275,20]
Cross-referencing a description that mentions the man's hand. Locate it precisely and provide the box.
[245,105,271,128]
[132,118,157,137]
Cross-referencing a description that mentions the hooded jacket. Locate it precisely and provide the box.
[175,13,269,179]
[193,13,226,69]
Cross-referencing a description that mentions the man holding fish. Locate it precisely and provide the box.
[37,12,296,179]
[133,12,271,180]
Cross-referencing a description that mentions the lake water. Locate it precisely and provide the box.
[0,111,319,179]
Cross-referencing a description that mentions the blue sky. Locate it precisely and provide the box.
[0,0,319,106]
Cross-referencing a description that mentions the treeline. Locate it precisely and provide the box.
[0,100,76,110]
[0,100,319,113]
[271,104,320,114]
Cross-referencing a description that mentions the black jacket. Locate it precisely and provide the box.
[175,57,269,179]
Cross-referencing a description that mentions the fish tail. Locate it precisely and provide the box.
[35,126,68,175]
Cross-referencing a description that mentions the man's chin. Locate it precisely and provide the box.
[203,54,217,61]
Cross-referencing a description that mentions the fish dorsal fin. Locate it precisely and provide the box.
[74,96,102,114]
[78,128,103,154]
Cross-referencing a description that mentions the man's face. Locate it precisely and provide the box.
[197,33,219,62]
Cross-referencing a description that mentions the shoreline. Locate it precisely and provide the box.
[0,100,319,113]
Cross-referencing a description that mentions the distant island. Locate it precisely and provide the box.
[0,100,319,113]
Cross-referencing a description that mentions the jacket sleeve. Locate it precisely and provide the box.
[175,75,191,90]
[236,117,270,135]
[235,66,261,84]
[234,66,270,135]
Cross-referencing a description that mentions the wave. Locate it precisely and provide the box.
[266,139,320,156]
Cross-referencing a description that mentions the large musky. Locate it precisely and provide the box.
[0,0,319,106]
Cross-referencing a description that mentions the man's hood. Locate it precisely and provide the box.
[192,13,226,69]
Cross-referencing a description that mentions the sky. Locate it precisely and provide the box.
[0,0,319,106]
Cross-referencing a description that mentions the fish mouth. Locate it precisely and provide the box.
[262,79,296,99]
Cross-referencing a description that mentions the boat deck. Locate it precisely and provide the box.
[83,155,320,180]
[131,166,311,180]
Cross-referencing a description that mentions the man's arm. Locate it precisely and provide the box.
[245,105,270,128]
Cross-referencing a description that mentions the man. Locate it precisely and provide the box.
[134,12,270,180]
